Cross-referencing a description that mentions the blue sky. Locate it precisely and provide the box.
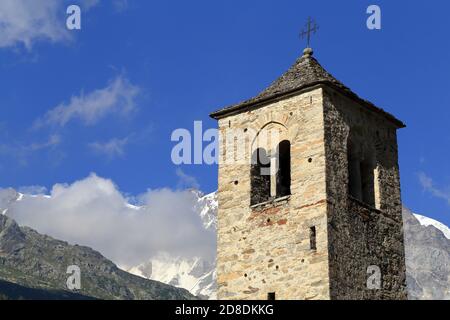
[0,0,449,227]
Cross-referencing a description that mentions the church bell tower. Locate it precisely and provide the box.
[210,43,407,300]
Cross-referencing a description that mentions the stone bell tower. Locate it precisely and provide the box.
[210,47,407,300]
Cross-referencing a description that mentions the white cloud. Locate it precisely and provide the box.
[0,0,69,49]
[35,76,140,128]
[0,0,131,50]
[89,137,130,159]
[6,174,215,268]
[418,172,450,206]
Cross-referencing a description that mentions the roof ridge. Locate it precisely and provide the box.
[210,49,405,128]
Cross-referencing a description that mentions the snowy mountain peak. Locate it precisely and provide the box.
[193,191,217,230]
[127,253,216,299]
[127,191,218,299]
[413,214,450,240]
[0,189,22,215]
[403,207,450,300]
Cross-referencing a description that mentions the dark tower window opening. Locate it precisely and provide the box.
[251,148,271,205]
[310,226,317,251]
[347,134,376,207]
[348,139,362,201]
[268,292,276,300]
[360,157,376,207]
[276,140,291,198]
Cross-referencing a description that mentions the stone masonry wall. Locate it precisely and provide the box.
[322,87,408,300]
[217,87,331,300]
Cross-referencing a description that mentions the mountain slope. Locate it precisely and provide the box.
[1,187,215,299]
[0,279,95,300]
[403,207,450,300]
[0,214,195,300]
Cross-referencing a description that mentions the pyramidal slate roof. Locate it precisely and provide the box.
[210,48,405,128]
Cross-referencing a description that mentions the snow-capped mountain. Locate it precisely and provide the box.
[126,191,218,299]
[403,207,450,300]
[194,190,218,230]
[0,188,50,215]
[128,254,216,299]
[0,187,218,299]
[2,186,449,300]
[0,189,53,215]
[413,213,450,240]
[0,188,23,215]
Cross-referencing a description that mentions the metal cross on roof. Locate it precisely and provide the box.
[300,17,319,48]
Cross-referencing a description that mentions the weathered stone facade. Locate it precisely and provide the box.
[211,49,407,300]
[323,86,407,299]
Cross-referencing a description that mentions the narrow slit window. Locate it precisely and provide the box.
[360,159,375,207]
[310,226,317,251]
[348,139,362,201]
[250,148,271,205]
[276,140,291,198]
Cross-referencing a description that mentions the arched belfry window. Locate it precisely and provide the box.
[276,140,291,197]
[347,133,376,207]
[251,148,271,205]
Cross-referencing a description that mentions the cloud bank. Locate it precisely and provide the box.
[0,0,69,49]
[4,174,215,268]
